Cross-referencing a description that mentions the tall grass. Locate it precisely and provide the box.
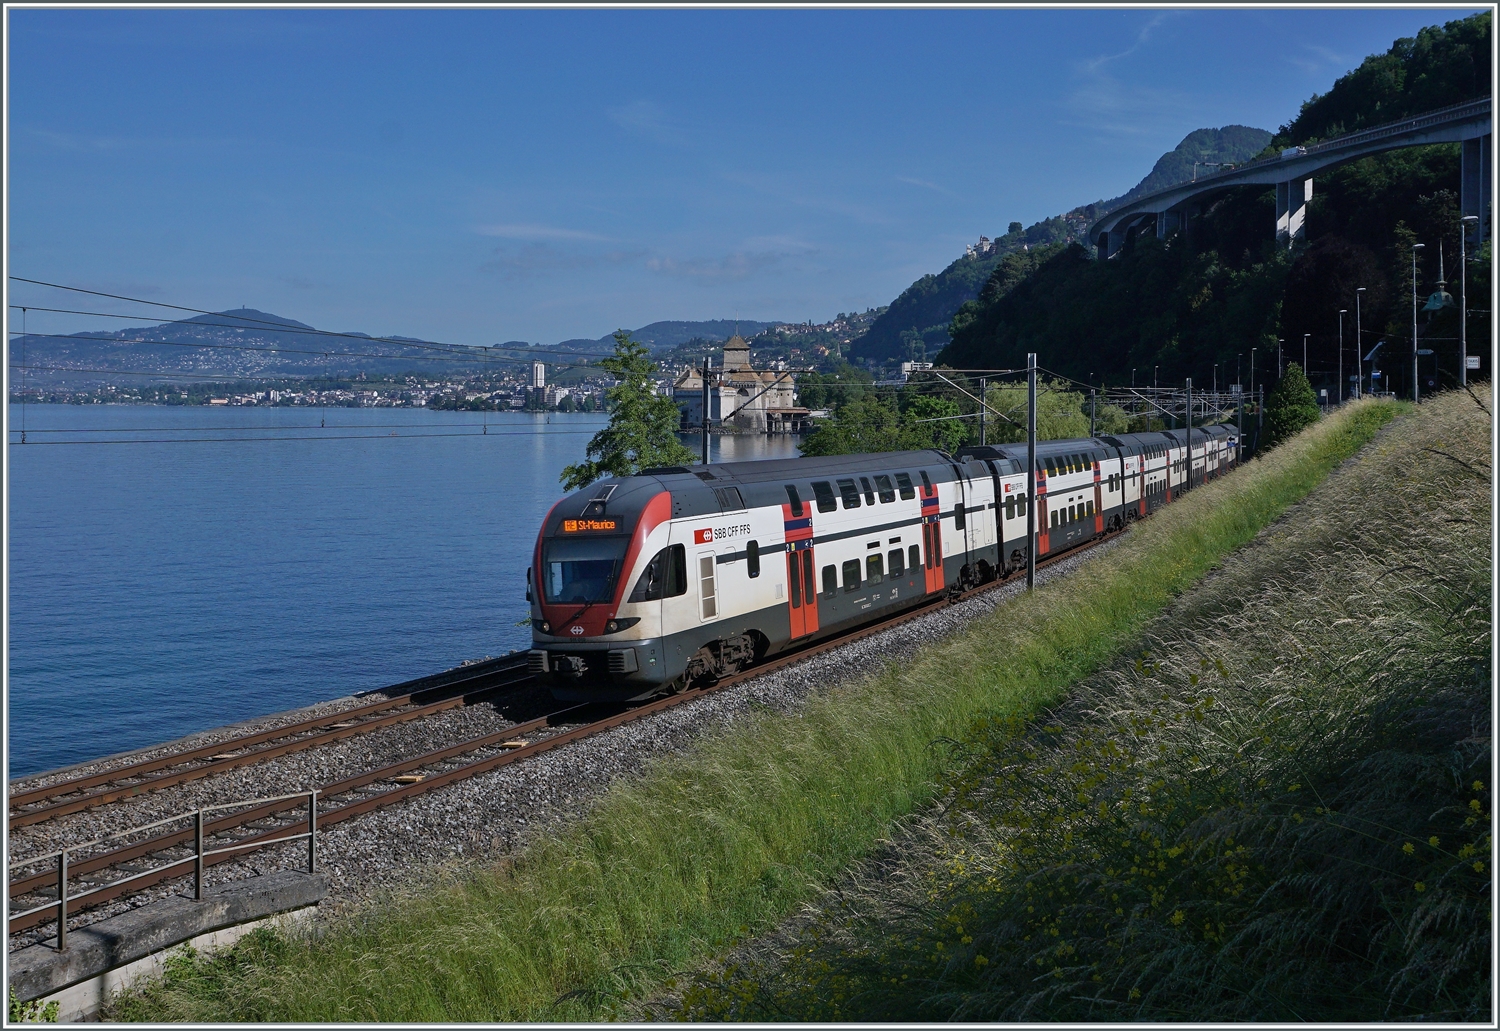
[109,399,1403,1022]
[673,388,1490,1022]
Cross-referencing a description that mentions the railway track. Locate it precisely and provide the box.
[9,527,1124,939]
[8,654,535,829]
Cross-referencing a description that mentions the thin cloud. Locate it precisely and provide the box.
[475,223,613,242]
[897,175,958,197]
[1286,42,1352,75]
[608,99,685,145]
[482,243,642,280]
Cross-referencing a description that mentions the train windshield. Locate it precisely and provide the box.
[542,536,629,604]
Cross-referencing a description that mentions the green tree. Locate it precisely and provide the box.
[980,378,1093,443]
[559,332,696,491]
[1261,362,1321,450]
[799,395,907,456]
[901,394,968,452]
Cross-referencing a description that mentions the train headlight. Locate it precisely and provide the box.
[540,620,551,633]
[603,617,640,635]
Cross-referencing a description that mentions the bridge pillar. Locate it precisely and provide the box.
[1275,177,1313,249]
[1097,226,1127,260]
[1462,133,1491,247]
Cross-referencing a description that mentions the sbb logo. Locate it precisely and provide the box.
[694,528,714,544]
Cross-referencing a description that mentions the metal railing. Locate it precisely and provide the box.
[8,790,317,951]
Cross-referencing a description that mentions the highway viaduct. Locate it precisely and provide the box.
[1089,97,1491,259]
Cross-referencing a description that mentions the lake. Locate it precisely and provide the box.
[6,404,803,777]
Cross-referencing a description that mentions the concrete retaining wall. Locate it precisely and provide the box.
[9,870,327,1022]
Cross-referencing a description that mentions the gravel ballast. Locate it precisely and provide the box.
[7,539,1119,950]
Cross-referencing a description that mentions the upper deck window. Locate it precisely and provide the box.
[837,478,862,509]
[874,474,895,503]
[784,484,804,517]
[543,535,629,605]
[895,472,916,500]
[859,476,876,506]
[812,481,837,513]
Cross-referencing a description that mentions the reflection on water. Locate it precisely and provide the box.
[677,430,806,464]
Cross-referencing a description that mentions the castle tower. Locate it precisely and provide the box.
[722,334,752,372]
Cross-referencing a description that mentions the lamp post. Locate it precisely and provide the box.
[1277,339,1284,379]
[1338,310,1347,404]
[1461,215,1479,385]
[1302,333,1309,376]
[1411,242,1425,402]
[1355,287,1366,398]
[1153,365,1158,390]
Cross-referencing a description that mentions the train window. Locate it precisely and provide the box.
[954,502,966,530]
[1045,458,1057,476]
[909,544,921,571]
[812,481,837,513]
[837,478,861,509]
[784,484,804,517]
[628,547,669,601]
[866,553,884,584]
[875,474,895,503]
[788,548,801,608]
[919,470,933,494]
[895,472,916,500]
[842,559,861,592]
[714,486,745,511]
[746,540,760,578]
[822,564,838,597]
[1051,510,1059,528]
[860,476,876,506]
[543,535,630,605]
[1005,495,1016,520]
[665,545,687,597]
[699,554,717,619]
[802,551,815,606]
[1087,500,1095,516]
[888,548,904,577]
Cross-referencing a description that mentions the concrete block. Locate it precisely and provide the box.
[8,869,327,1016]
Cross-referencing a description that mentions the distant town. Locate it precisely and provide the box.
[9,310,887,424]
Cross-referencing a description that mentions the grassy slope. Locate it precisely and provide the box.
[112,399,1402,1022]
[677,388,1490,1021]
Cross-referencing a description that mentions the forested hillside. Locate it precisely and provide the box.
[851,125,1274,367]
[940,11,1491,402]
[1099,125,1272,209]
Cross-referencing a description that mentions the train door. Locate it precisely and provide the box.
[920,474,944,593]
[1035,460,1051,556]
[1092,450,1105,533]
[783,498,818,640]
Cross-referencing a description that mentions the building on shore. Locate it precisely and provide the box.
[674,335,811,434]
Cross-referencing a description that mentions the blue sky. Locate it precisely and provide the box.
[6,6,1485,346]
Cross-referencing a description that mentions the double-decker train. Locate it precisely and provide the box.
[528,424,1239,701]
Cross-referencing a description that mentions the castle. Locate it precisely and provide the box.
[673,335,809,434]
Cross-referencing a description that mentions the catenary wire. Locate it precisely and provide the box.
[10,278,652,366]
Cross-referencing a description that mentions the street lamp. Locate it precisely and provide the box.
[1355,287,1366,398]
[1277,339,1284,378]
[1411,241,1425,402]
[1338,310,1347,404]
[1154,366,1159,390]
[1302,333,1310,375]
[1461,215,1479,385]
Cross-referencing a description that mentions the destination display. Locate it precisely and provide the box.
[562,518,619,533]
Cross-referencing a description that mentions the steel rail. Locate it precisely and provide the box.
[8,654,531,819]
[9,667,535,827]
